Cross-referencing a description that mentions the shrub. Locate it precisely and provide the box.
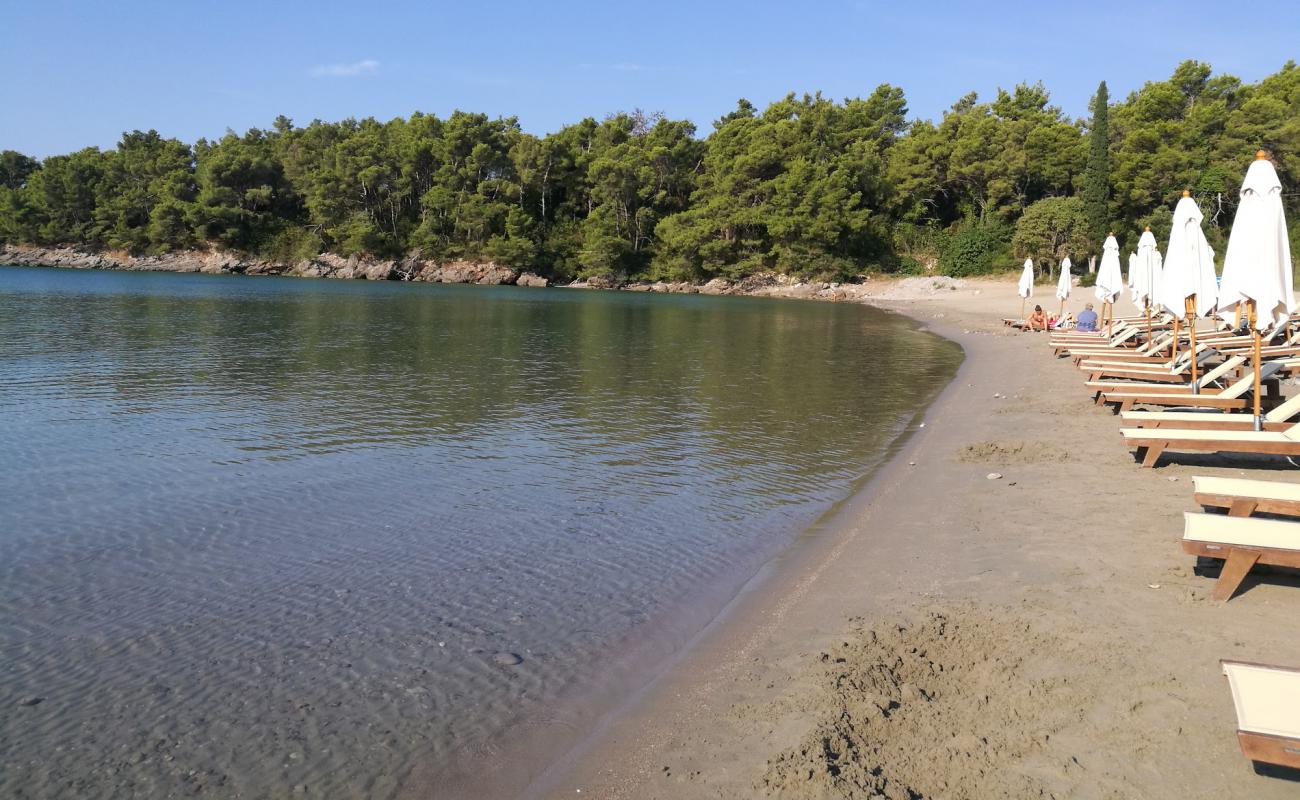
[1078,270,1097,288]
[896,255,927,275]
[937,223,1012,277]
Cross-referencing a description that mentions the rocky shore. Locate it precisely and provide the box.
[0,244,968,302]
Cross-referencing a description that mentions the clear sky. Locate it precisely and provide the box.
[3,0,1297,158]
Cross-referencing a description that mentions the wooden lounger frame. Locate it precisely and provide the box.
[1221,659,1300,771]
[1126,393,1300,431]
[1181,513,1300,601]
[1193,476,1300,518]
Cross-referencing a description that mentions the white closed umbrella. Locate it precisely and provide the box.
[1133,227,1162,340]
[1017,257,1034,317]
[1153,249,1164,304]
[1133,228,1160,309]
[1055,256,1072,322]
[1095,234,1124,334]
[1218,151,1295,427]
[1055,257,1072,297]
[1158,191,1218,317]
[1157,190,1219,386]
[1127,252,1139,306]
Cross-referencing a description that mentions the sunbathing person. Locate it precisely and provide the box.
[1026,304,1048,331]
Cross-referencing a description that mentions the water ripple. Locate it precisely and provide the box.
[0,266,961,799]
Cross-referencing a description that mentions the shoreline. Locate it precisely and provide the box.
[0,244,966,304]
[517,280,1300,799]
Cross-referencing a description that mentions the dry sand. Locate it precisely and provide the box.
[518,277,1300,799]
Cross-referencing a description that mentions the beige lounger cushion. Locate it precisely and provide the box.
[1106,371,1257,403]
[1183,512,1300,552]
[1193,476,1300,505]
[1222,661,1300,739]
[1120,411,1245,425]
[1121,389,1300,425]
[1121,428,1294,443]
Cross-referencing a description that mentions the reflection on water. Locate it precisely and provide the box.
[0,266,961,798]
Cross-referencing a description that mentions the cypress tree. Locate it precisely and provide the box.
[1083,80,1111,247]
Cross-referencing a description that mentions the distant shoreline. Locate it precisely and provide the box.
[0,244,967,304]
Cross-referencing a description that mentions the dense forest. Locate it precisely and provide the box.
[1,60,1297,282]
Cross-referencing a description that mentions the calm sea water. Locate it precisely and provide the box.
[0,265,961,798]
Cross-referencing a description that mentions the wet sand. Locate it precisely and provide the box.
[523,277,1300,799]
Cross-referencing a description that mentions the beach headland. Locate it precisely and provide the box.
[497,278,1300,800]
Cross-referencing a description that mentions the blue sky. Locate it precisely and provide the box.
[3,0,1297,157]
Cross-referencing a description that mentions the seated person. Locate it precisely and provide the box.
[1026,304,1048,331]
[1076,303,1099,332]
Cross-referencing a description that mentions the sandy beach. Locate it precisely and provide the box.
[495,276,1300,799]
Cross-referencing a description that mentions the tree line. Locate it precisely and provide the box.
[1,60,1296,282]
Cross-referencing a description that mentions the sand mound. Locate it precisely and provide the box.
[757,608,1085,800]
[956,439,1067,464]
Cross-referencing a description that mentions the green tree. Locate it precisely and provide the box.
[193,128,302,253]
[1012,196,1090,275]
[0,151,39,190]
[93,130,197,251]
[1083,81,1111,245]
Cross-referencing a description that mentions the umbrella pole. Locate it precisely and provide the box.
[1250,300,1262,431]
[1059,298,1064,322]
[1145,303,1152,342]
[1106,301,1114,338]
[1021,297,1026,318]
[1187,297,1199,392]
[1172,317,1179,361]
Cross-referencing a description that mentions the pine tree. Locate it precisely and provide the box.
[1082,81,1110,247]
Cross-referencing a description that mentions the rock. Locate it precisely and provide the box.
[986,472,1002,480]
[18,696,44,706]
[586,275,619,290]
[476,265,519,285]
[493,652,523,666]
[356,258,398,281]
[516,272,548,288]
[699,277,732,295]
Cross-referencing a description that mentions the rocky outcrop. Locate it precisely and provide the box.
[0,245,522,286]
[516,272,548,288]
[699,278,733,295]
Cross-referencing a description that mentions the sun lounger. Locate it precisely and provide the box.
[1211,325,1297,352]
[1052,326,1139,356]
[1087,358,1253,405]
[1071,332,1178,363]
[1080,348,1218,383]
[1077,338,1208,365]
[1099,364,1282,413]
[1123,420,1300,467]
[1221,660,1300,770]
[1051,325,1144,343]
[1122,391,1300,431]
[1193,476,1300,518]
[1085,354,1244,390]
[1181,512,1300,601]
